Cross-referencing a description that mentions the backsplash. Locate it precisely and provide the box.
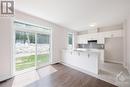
[78,42,104,49]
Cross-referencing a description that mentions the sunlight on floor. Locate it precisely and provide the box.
[37,65,58,78]
[12,65,57,87]
[99,62,130,87]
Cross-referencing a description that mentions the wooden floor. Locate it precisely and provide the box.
[27,63,117,87]
[0,63,117,87]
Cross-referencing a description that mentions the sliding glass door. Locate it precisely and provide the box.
[15,22,51,73]
[15,31,36,71]
[36,34,50,68]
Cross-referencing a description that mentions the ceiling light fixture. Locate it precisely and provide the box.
[89,23,97,27]
[90,24,95,27]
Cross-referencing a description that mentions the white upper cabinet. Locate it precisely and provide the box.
[97,38,104,44]
[77,30,123,44]
[109,30,123,38]
[77,35,88,44]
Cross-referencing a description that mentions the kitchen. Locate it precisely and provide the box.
[62,25,125,85]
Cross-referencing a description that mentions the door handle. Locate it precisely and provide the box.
[70,51,72,55]
[88,54,90,58]
[78,52,80,56]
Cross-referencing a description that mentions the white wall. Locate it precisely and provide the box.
[123,20,127,69]
[0,17,14,81]
[98,25,123,32]
[0,10,76,81]
[15,10,76,64]
[78,25,123,35]
[126,13,130,73]
[104,37,123,64]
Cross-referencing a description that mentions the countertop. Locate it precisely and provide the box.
[64,48,104,53]
[76,48,104,51]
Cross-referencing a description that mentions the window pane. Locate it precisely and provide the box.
[68,33,73,45]
[15,31,27,44]
[37,34,49,44]
[37,33,50,68]
[15,31,35,71]
[69,34,72,45]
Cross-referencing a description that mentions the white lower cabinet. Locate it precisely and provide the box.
[62,50,99,74]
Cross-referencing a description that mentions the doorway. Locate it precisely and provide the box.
[14,22,51,74]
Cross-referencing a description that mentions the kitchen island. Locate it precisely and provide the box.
[62,49,104,75]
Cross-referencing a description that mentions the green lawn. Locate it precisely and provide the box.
[16,54,49,71]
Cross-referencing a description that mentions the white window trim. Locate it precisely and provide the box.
[67,32,74,50]
[13,21,53,75]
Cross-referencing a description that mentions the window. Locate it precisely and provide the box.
[37,34,49,44]
[67,32,74,49]
[14,21,51,73]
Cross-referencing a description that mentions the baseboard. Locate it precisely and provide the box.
[0,73,13,82]
[51,60,61,64]
[60,62,118,86]
[104,59,123,64]
[60,62,98,78]
[128,67,130,74]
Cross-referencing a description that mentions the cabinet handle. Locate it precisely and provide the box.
[88,54,90,58]
[78,52,80,56]
[70,52,72,55]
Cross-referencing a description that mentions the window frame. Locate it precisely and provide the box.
[13,21,52,75]
[67,32,74,49]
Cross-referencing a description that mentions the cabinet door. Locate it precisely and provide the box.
[110,30,123,38]
[97,38,104,44]
[77,36,88,44]
[103,32,111,38]
[77,36,82,44]
[97,33,104,44]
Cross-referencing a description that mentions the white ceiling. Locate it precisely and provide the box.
[15,0,130,31]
